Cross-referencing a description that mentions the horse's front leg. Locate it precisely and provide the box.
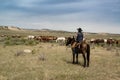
[72,53,75,64]
[82,53,86,67]
[76,53,78,64]
[72,48,75,64]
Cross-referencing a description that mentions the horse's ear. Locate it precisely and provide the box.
[73,36,75,39]
[73,36,74,38]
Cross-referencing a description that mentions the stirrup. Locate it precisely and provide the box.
[78,45,80,49]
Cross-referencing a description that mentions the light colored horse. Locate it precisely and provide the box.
[56,37,66,42]
[28,35,35,39]
[56,37,66,45]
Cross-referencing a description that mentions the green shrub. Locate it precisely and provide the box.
[2,37,39,46]
[25,40,39,46]
[4,40,11,45]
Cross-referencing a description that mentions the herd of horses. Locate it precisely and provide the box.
[28,35,66,43]
[1,34,120,46]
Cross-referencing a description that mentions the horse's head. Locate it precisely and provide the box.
[66,37,75,46]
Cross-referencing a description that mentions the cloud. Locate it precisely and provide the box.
[0,0,120,33]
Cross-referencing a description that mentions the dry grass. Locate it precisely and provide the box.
[0,43,120,80]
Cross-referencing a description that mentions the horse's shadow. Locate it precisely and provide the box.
[62,59,83,66]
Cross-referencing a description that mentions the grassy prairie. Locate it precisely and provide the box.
[0,29,120,80]
[0,43,120,80]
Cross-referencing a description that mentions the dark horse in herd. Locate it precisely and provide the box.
[66,37,90,67]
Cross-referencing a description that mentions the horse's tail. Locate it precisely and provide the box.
[87,44,90,66]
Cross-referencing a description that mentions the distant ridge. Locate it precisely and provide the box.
[0,26,119,35]
[0,26,23,31]
[41,28,70,32]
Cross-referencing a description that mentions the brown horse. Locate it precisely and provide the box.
[66,37,90,67]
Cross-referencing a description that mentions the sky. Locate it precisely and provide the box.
[0,0,120,33]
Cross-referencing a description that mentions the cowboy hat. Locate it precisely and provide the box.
[77,28,82,31]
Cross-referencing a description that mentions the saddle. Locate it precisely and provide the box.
[72,42,82,53]
[72,42,82,49]
[76,42,82,49]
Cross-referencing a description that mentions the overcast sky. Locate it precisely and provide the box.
[0,0,120,33]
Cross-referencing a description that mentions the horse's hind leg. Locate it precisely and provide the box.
[87,44,90,67]
[82,53,86,67]
[87,53,90,67]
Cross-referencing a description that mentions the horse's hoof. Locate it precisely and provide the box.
[83,65,86,67]
[72,62,75,64]
[75,62,78,64]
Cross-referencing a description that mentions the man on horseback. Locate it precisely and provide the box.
[74,27,84,52]
[66,28,90,67]
[76,27,83,43]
